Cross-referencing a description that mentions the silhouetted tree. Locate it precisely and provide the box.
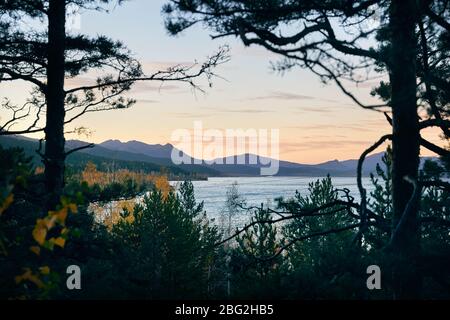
[163,0,449,298]
[0,0,228,209]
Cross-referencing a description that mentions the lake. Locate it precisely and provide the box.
[171,176,375,228]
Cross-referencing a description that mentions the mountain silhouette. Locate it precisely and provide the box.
[1,136,436,177]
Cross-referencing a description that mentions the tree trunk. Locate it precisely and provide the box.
[388,0,421,299]
[44,0,66,210]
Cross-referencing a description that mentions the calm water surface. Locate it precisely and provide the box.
[171,176,375,227]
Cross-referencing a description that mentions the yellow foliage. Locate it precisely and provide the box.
[39,266,50,275]
[81,162,174,229]
[92,175,172,229]
[52,207,68,225]
[82,162,105,186]
[81,161,163,189]
[30,246,40,256]
[15,268,44,289]
[67,203,78,214]
[50,237,66,248]
[32,222,47,245]
[0,193,14,216]
[98,199,136,230]
[154,175,171,199]
[32,202,76,247]
[19,200,76,296]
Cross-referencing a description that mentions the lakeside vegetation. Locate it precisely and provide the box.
[1,145,449,299]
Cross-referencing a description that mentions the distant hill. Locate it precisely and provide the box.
[0,136,191,176]
[1,136,438,177]
[66,140,219,176]
[207,154,370,176]
[94,140,437,177]
[99,140,175,159]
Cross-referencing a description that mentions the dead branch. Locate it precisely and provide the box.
[420,138,450,157]
[356,134,393,236]
[64,143,95,157]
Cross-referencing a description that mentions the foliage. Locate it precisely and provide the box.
[366,147,393,249]
[230,206,282,298]
[276,177,368,299]
[109,181,222,299]
[0,146,32,256]
[1,143,449,299]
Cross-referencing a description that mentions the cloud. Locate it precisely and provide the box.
[136,99,159,104]
[129,82,182,94]
[165,112,215,119]
[248,90,317,101]
[287,123,383,133]
[246,90,342,105]
[292,106,335,114]
[65,76,96,89]
[280,139,372,153]
[352,80,382,89]
[202,106,273,114]
[232,44,278,59]
[299,134,348,139]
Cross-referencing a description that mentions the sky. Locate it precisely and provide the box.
[0,0,443,164]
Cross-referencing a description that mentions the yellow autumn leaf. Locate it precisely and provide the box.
[154,175,171,199]
[53,207,68,224]
[51,237,66,248]
[39,266,50,275]
[36,216,55,230]
[0,193,14,215]
[68,203,78,214]
[32,225,47,245]
[15,268,44,288]
[15,268,31,283]
[29,275,45,288]
[30,246,40,256]
[35,218,46,228]
[45,215,58,229]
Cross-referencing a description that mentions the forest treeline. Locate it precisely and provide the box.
[0,146,449,299]
[0,0,449,300]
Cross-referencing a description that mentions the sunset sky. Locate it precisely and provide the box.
[0,0,442,164]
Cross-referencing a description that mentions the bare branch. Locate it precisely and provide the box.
[419,118,450,130]
[356,134,393,237]
[425,6,450,32]
[0,67,46,90]
[64,143,95,157]
[215,197,390,248]
[64,46,230,95]
[418,20,450,138]
[256,223,365,262]
[420,138,450,157]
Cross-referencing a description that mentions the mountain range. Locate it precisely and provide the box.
[0,135,436,177]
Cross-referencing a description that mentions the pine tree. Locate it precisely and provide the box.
[163,0,450,298]
[0,0,228,209]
